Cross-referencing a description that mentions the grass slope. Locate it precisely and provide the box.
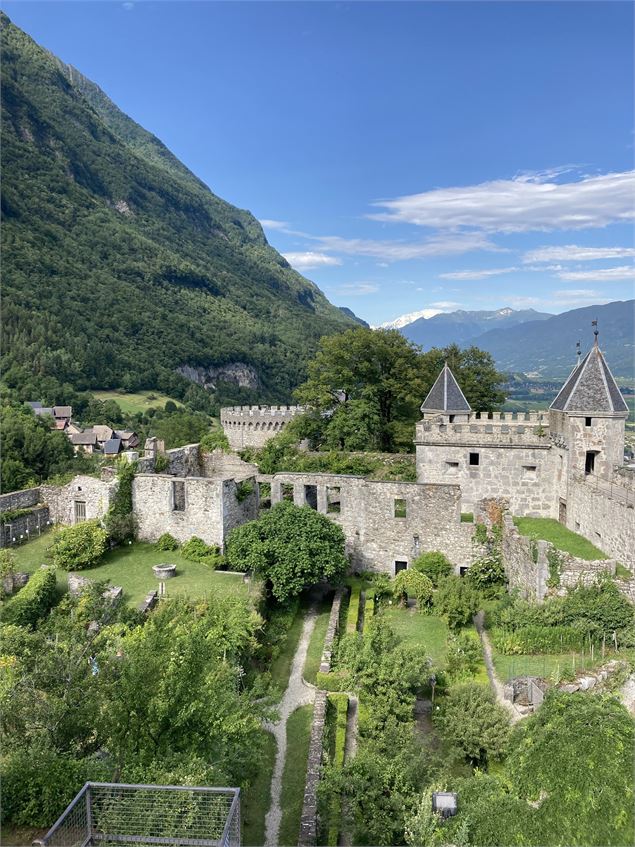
[242,731,276,847]
[92,390,183,414]
[513,517,607,560]
[279,704,313,847]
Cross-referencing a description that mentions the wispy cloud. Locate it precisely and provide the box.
[523,245,635,263]
[282,251,342,270]
[368,170,635,233]
[310,232,503,261]
[438,267,518,281]
[332,283,379,296]
[552,289,602,298]
[556,265,635,281]
[429,300,464,309]
[259,219,289,230]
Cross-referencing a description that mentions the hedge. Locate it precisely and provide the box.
[1,566,57,628]
[327,693,349,846]
[346,584,361,634]
[362,596,375,635]
[490,624,588,655]
[316,670,351,692]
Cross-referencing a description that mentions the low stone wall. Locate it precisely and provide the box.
[298,690,328,847]
[0,505,50,548]
[0,487,41,512]
[319,587,344,673]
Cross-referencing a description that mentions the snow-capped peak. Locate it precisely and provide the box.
[375,308,443,330]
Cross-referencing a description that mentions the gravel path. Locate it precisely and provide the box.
[264,607,318,847]
[474,611,521,724]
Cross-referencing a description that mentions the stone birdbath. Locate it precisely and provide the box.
[153,563,176,597]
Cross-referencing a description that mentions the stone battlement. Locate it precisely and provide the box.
[220,405,306,449]
[415,410,549,448]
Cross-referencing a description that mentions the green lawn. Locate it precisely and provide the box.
[269,605,306,700]
[92,390,184,415]
[11,537,249,607]
[279,704,313,847]
[242,731,276,847]
[513,516,607,560]
[383,607,450,666]
[303,594,333,685]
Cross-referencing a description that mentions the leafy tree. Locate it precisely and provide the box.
[434,575,482,628]
[412,551,452,586]
[435,683,511,765]
[323,398,382,451]
[393,569,433,611]
[226,501,348,602]
[51,521,107,571]
[151,410,210,450]
[295,328,430,451]
[506,692,634,846]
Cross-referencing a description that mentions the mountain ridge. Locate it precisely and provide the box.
[400,307,552,349]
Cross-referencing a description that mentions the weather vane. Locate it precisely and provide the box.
[576,340,581,363]
[592,319,599,343]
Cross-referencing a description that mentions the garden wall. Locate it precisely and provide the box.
[0,505,50,548]
[0,487,41,512]
[567,475,635,571]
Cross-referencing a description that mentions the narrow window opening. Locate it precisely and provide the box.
[469,452,480,467]
[585,417,592,427]
[449,414,455,423]
[459,566,469,577]
[394,560,408,575]
[172,480,186,511]
[584,451,597,476]
[326,486,341,514]
[523,465,537,478]
[304,484,318,510]
[446,461,459,470]
[394,498,407,518]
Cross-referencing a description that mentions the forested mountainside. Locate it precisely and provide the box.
[0,14,354,404]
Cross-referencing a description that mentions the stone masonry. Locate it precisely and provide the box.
[220,405,306,450]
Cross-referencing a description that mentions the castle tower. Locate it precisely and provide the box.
[420,362,472,423]
[549,335,628,482]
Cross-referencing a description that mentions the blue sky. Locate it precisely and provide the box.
[5,1,634,325]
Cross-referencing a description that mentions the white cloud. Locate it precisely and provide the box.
[523,245,635,263]
[429,301,464,309]
[310,232,502,261]
[552,289,602,298]
[556,265,635,281]
[333,283,379,296]
[282,251,342,270]
[368,170,635,233]
[438,267,519,281]
[259,219,289,230]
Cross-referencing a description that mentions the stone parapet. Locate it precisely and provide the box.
[415,411,550,448]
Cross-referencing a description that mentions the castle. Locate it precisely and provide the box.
[2,338,632,589]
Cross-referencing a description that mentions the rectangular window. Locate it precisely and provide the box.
[469,452,480,466]
[304,484,318,510]
[523,465,537,478]
[394,498,407,518]
[172,480,186,511]
[74,500,86,523]
[326,486,341,514]
[282,483,294,502]
[585,417,592,427]
[394,560,408,575]
[585,451,597,476]
[446,461,459,470]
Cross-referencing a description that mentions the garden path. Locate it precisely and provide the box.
[474,611,522,724]
[264,606,318,847]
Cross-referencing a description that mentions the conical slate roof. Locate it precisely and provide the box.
[421,363,471,413]
[550,340,628,414]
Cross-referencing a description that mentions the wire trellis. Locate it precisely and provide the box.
[34,783,241,847]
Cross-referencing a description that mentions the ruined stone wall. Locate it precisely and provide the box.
[271,472,475,574]
[133,474,258,548]
[166,443,203,477]
[0,487,41,512]
[200,449,259,480]
[416,442,556,516]
[41,476,117,525]
[0,505,50,548]
[220,405,305,450]
[567,475,635,570]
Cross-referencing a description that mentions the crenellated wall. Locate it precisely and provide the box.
[220,405,306,449]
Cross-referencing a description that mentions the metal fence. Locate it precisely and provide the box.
[35,783,241,847]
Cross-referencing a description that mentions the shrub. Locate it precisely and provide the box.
[412,550,452,585]
[468,552,506,591]
[0,549,16,579]
[181,536,222,568]
[445,631,483,681]
[434,683,511,765]
[200,428,230,453]
[156,532,180,551]
[434,575,481,628]
[393,570,433,611]
[316,670,351,692]
[103,511,137,545]
[154,454,169,473]
[51,521,107,571]
[1,566,57,628]
[235,480,254,503]
[489,624,586,655]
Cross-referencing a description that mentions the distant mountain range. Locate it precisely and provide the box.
[392,301,633,378]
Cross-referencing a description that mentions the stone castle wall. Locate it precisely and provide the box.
[1,505,50,548]
[220,405,305,450]
[41,476,117,525]
[133,474,258,548]
[567,474,635,570]
[271,472,475,574]
[0,487,42,512]
[415,411,549,448]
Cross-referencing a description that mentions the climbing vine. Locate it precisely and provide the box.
[103,460,137,544]
[546,547,563,588]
